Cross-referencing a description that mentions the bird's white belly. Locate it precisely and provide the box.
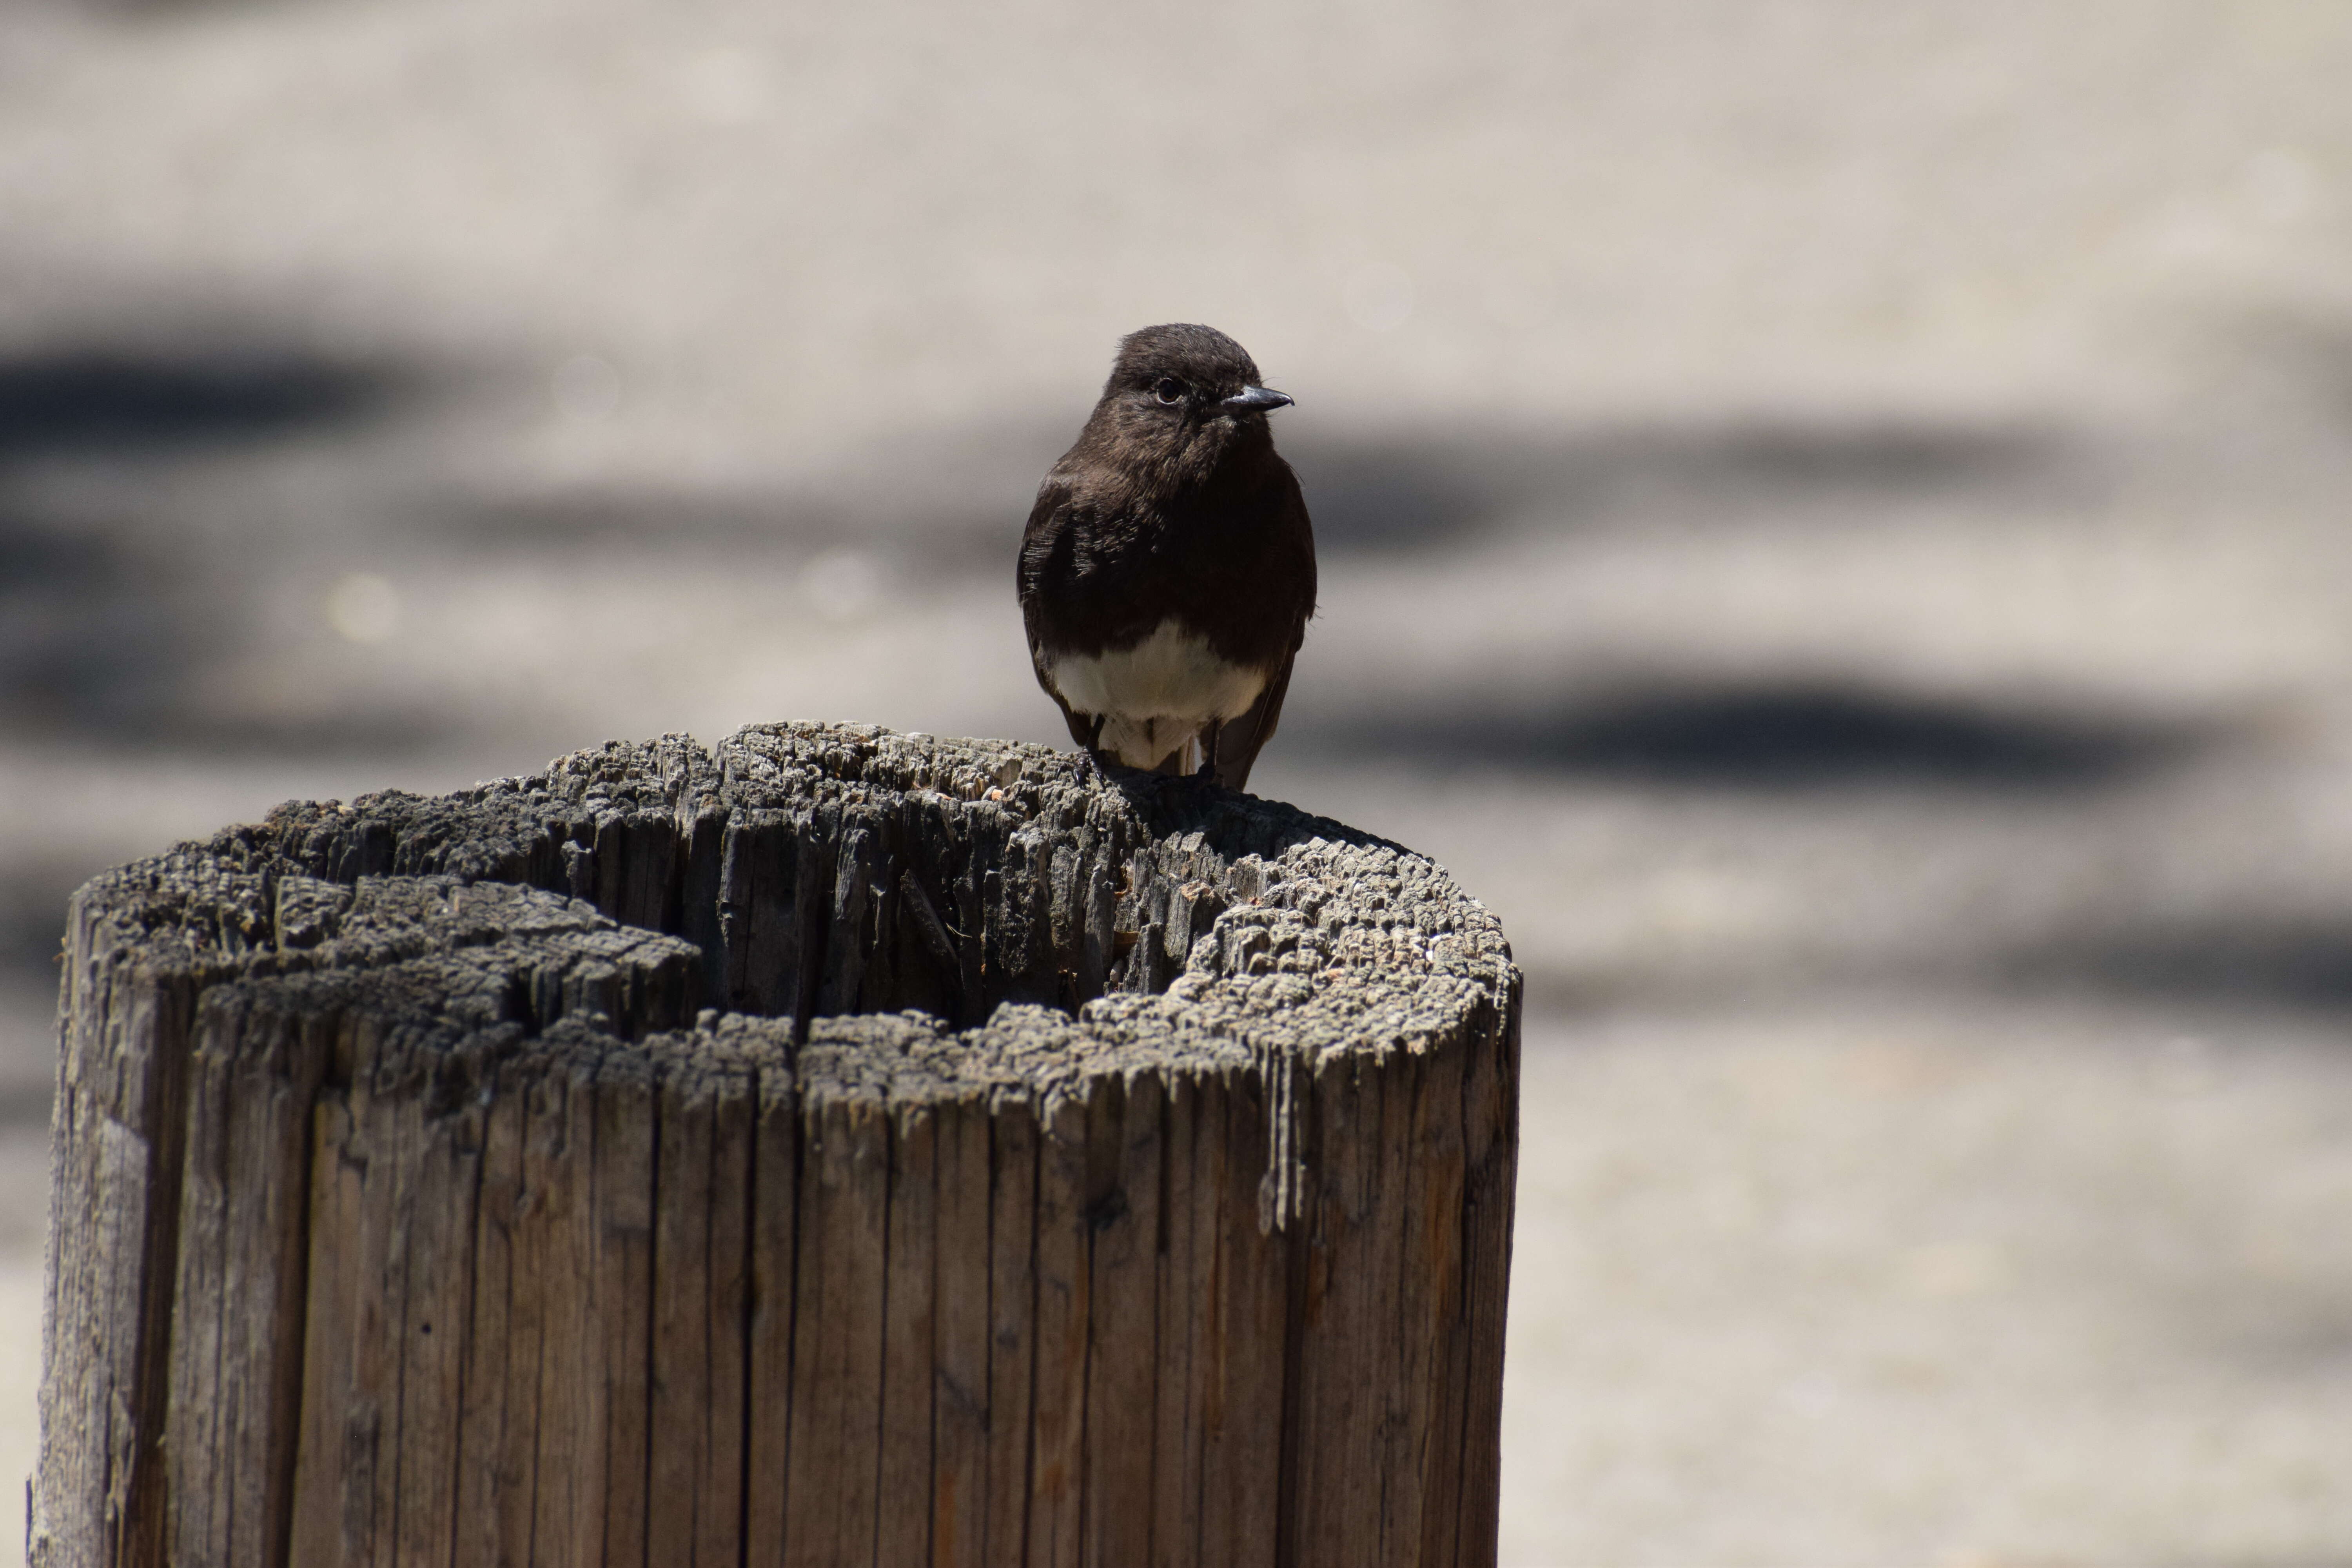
[1049,619,1267,769]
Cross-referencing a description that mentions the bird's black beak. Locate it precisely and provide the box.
[1221,385,1294,414]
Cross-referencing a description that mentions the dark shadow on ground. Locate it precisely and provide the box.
[0,506,194,736]
[0,343,422,746]
[0,863,76,983]
[1279,417,2090,553]
[2002,917,2352,1012]
[1289,682,2210,790]
[433,488,956,572]
[412,414,2094,571]
[0,349,399,459]
[0,349,2110,772]
[1513,911,2352,1018]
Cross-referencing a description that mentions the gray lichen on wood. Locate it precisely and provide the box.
[36,721,1521,1568]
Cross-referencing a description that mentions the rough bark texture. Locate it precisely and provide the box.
[35,722,1522,1568]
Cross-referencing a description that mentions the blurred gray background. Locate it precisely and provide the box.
[5,2,2352,1563]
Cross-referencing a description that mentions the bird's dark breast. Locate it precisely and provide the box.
[1018,450,1314,669]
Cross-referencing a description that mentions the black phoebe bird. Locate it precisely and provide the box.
[1018,323,1315,793]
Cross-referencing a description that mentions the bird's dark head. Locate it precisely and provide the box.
[1085,323,1293,472]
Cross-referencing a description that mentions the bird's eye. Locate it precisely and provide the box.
[1154,377,1185,405]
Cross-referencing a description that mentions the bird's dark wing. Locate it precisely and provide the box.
[1203,454,1312,792]
[1016,477,1076,648]
[1208,646,1297,794]
[1019,478,1094,749]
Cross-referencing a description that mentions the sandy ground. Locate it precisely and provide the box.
[5,0,2352,1562]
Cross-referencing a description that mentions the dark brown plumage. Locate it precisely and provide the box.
[1017,324,1316,793]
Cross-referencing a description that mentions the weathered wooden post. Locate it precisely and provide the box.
[35,722,1520,1567]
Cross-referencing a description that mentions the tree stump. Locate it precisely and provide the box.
[34,722,1521,1568]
